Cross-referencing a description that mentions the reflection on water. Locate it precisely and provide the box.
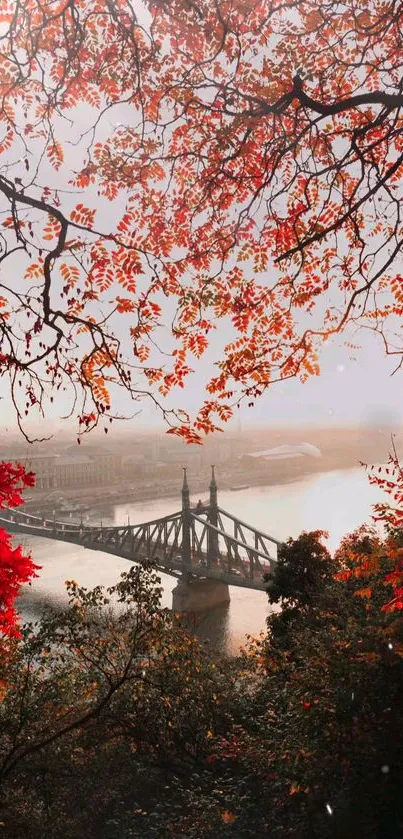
[17,467,382,654]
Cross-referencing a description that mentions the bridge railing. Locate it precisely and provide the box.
[2,508,183,533]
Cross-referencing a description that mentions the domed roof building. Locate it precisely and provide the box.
[244,442,321,461]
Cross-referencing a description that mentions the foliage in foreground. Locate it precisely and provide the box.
[0,564,232,838]
[1,531,403,838]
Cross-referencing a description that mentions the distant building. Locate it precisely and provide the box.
[202,438,236,464]
[54,446,121,488]
[243,443,321,461]
[9,453,59,490]
[7,447,122,490]
[121,454,145,478]
[153,442,203,469]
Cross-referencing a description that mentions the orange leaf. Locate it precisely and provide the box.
[354,587,372,600]
[221,811,237,824]
[47,141,64,170]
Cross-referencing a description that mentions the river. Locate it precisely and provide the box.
[17,466,382,654]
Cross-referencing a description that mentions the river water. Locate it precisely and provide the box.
[17,466,382,654]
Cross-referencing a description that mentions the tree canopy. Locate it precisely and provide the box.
[0,0,401,440]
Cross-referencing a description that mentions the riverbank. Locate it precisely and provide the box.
[23,470,313,516]
[14,425,393,516]
[25,449,379,517]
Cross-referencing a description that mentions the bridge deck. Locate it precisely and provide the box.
[0,503,278,592]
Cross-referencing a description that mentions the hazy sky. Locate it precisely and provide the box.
[2,321,401,437]
[116,319,402,433]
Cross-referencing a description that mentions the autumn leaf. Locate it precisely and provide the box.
[289,783,309,795]
[220,811,237,824]
[354,587,372,600]
[70,204,96,228]
[47,141,64,170]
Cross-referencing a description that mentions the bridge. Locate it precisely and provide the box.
[1,468,282,611]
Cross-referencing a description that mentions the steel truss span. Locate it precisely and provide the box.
[1,470,281,592]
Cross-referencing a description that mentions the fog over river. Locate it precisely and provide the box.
[17,467,382,654]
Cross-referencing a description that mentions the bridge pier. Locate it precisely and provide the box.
[172,576,230,613]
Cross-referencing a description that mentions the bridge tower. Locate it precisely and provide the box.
[172,468,230,613]
[207,466,219,566]
[181,467,191,565]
